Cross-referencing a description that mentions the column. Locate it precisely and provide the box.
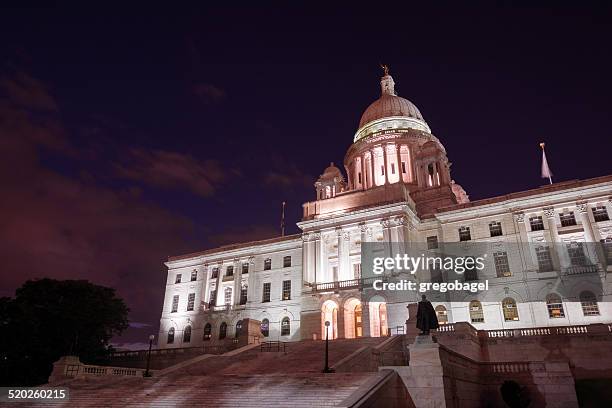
[381,219,393,273]
[544,208,562,271]
[361,300,371,337]
[577,202,600,265]
[513,212,536,271]
[361,154,367,190]
[396,143,402,183]
[314,232,322,284]
[336,227,344,282]
[302,233,311,284]
[369,149,375,187]
[382,144,389,185]
[233,258,241,306]
[246,256,256,305]
[215,262,223,307]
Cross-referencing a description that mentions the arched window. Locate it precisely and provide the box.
[261,318,269,337]
[502,298,519,321]
[167,327,175,344]
[281,317,290,336]
[183,325,192,343]
[435,305,448,324]
[219,322,227,339]
[546,293,565,318]
[469,300,484,323]
[235,320,243,338]
[203,323,212,341]
[580,291,600,316]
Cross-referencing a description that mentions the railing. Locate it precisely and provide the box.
[260,341,287,352]
[65,363,145,379]
[564,264,599,275]
[388,326,405,335]
[436,323,455,332]
[312,276,387,292]
[109,344,229,362]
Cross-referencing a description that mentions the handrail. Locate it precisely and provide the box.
[312,276,388,292]
[260,341,287,352]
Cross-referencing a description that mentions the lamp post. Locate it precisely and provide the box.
[144,334,154,377]
[322,321,334,373]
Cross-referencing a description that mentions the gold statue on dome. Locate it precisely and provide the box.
[380,64,390,76]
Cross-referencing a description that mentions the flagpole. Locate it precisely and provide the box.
[540,142,553,185]
[280,201,286,237]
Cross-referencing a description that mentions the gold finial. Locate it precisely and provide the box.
[380,64,389,76]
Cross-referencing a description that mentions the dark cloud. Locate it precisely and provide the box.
[193,83,227,104]
[208,224,280,247]
[0,71,58,111]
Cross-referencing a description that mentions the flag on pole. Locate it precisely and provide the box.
[540,142,553,184]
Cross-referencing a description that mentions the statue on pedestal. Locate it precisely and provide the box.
[416,294,439,335]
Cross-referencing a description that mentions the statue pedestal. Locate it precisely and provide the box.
[408,334,441,367]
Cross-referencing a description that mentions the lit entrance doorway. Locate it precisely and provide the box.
[343,298,363,339]
[369,296,388,337]
[321,300,339,340]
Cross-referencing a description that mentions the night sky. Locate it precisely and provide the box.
[1,4,611,347]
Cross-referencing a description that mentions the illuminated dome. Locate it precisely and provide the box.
[319,162,343,181]
[354,70,431,142]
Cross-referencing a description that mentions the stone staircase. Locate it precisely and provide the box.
[16,337,409,408]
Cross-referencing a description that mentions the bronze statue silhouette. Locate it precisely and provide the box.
[416,294,439,335]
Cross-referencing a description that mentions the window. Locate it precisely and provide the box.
[283,256,292,267]
[203,323,212,341]
[211,267,219,279]
[593,206,610,222]
[489,221,503,237]
[264,258,272,270]
[209,290,216,307]
[459,226,471,242]
[281,317,290,336]
[261,319,269,337]
[493,251,511,277]
[560,211,576,227]
[430,266,443,283]
[353,263,362,279]
[426,236,438,250]
[167,327,175,344]
[262,282,271,302]
[580,291,600,316]
[502,298,519,321]
[391,163,395,174]
[546,293,565,318]
[401,161,406,174]
[469,300,484,323]
[190,270,197,281]
[226,266,234,277]
[530,216,544,231]
[358,172,362,184]
[175,274,182,284]
[239,285,248,305]
[224,287,232,305]
[282,280,291,301]
[171,295,179,313]
[242,263,249,274]
[235,320,243,338]
[183,325,191,343]
[435,305,448,324]
[536,246,554,272]
[187,293,195,311]
[464,257,478,281]
[567,242,587,266]
[219,322,227,339]
[601,238,612,263]
[381,165,385,176]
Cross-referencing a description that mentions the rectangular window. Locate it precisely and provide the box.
[489,221,503,237]
[240,286,248,305]
[493,251,511,277]
[567,242,587,266]
[426,236,438,249]
[262,282,271,302]
[190,270,197,281]
[593,206,610,222]
[209,290,216,307]
[536,246,554,272]
[224,288,232,305]
[391,163,395,174]
[171,295,179,313]
[264,258,272,270]
[530,216,544,231]
[401,162,406,174]
[358,173,362,183]
[187,293,195,311]
[601,238,612,264]
[353,263,361,279]
[211,268,219,279]
[560,211,577,227]
[381,165,385,176]
[226,266,234,277]
[282,280,291,301]
[242,263,249,274]
[175,274,182,284]
[283,256,292,267]
[459,226,471,242]
[464,257,478,281]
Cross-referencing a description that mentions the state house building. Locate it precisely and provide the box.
[158,71,612,348]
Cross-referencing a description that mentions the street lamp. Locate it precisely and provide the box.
[144,334,154,377]
[322,321,334,373]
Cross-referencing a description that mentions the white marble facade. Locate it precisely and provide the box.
[159,72,612,348]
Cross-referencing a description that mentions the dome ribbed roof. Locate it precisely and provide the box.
[358,94,424,128]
